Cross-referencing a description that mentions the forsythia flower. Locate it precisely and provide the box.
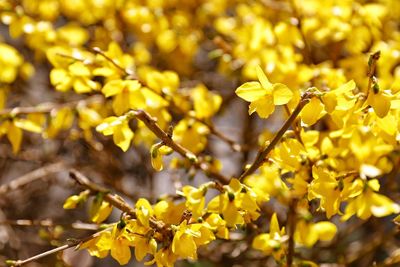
[96,115,134,152]
[208,179,259,226]
[101,79,145,115]
[235,66,293,118]
[342,179,400,220]
[171,220,215,260]
[252,213,286,260]
[295,220,337,247]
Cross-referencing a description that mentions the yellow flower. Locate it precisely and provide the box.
[190,84,222,119]
[153,200,186,225]
[44,107,74,138]
[172,119,209,154]
[308,166,341,218]
[150,144,172,171]
[0,43,23,83]
[80,230,111,259]
[178,185,206,219]
[0,120,23,154]
[295,220,337,247]
[235,66,293,118]
[252,213,286,260]
[366,88,392,118]
[96,116,134,152]
[101,79,145,115]
[342,179,400,220]
[50,61,99,93]
[300,96,326,126]
[89,195,113,224]
[204,213,229,239]
[93,42,135,79]
[207,179,259,227]
[135,198,154,227]
[146,247,178,267]
[63,190,89,209]
[171,221,215,260]
[131,235,157,262]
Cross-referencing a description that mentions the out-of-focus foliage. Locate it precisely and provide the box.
[1,0,400,266]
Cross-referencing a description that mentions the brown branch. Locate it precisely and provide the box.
[239,95,311,181]
[6,229,108,267]
[0,95,104,116]
[127,110,230,184]
[289,0,312,64]
[366,51,381,99]
[69,170,169,235]
[284,104,303,145]
[0,219,99,231]
[0,162,66,195]
[90,47,134,76]
[287,199,298,267]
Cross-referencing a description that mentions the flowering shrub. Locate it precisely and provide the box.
[1,0,400,266]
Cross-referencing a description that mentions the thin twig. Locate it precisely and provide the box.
[7,229,108,266]
[239,95,311,181]
[289,0,313,64]
[287,199,298,267]
[366,51,381,99]
[0,162,66,195]
[0,95,104,116]
[69,170,170,235]
[0,219,99,231]
[127,110,230,184]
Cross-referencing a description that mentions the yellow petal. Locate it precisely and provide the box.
[172,233,197,259]
[272,83,293,105]
[111,238,131,265]
[235,82,266,102]
[50,68,71,92]
[371,192,400,217]
[63,195,81,209]
[7,122,22,154]
[113,123,134,152]
[249,95,275,118]
[102,80,123,97]
[370,93,391,118]
[269,213,280,236]
[256,65,272,90]
[14,118,42,133]
[91,200,113,223]
[300,97,325,126]
[150,144,164,171]
[313,221,337,241]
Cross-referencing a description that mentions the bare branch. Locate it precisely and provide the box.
[0,162,66,195]
[127,110,230,184]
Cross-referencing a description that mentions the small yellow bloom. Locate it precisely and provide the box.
[295,220,337,247]
[96,116,134,152]
[252,213,286,260]
[63,190,89,209]
[235,66,293,118]
[135,198,154,227]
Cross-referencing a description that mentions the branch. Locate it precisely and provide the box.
[0,219,99,231]
[0,95,104,116]
[366,51,381,99]
[69,170,169,235]
[127,110,230,184]
[239,95,311,181]
[286,199,298,267]
[0,162,66,195]
[6,230,107,267]
[289,0,313,64]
